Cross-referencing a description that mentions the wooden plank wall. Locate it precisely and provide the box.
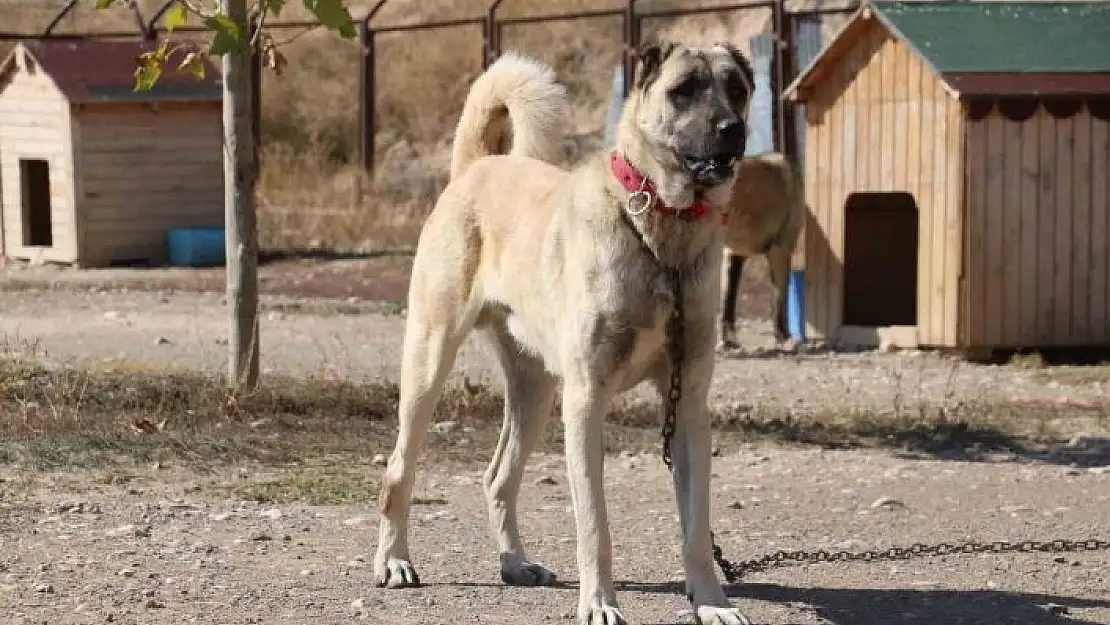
[802,20,963,346]
[0,47,78,262]
[74,101,224,266]
[964,105,1110,348]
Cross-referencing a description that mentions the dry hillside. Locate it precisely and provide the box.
[1,0,849,251]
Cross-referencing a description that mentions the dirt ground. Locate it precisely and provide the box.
[1,260,1109,625]
[2,447,1108,625]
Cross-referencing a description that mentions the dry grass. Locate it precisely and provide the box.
[1,0,844,252]
[2,336,1103,472]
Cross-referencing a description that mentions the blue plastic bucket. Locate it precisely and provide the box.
[166,226,226,267]
[787,269,806,340]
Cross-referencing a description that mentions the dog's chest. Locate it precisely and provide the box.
[585,267,676,383]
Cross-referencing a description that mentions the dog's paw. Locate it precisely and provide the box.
[374,556,421,589]
[500,560,557,586]
[694,605,752,625]
[579,604,627,625]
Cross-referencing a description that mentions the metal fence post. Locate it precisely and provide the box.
[622,0,639,97]
[770,0,785,154]
[358,0,389,173]
[485,0,505,67]
[359,18,373,172]
[780,7,798,166]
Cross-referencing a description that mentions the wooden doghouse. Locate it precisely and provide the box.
[784,0,1110,352]
[0,40,223,267]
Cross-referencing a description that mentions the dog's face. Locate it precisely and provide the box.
[633,40,754,187]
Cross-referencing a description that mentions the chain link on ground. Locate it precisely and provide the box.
[710,535,1110,583]
[658,266,1110,586]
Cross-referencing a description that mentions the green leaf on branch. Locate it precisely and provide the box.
[134,47,166,92]
[179,50,207,80]
[205,13,250,56]
[303,0,356,39]
[266,0,288,17]
[94,0,120,8]
[164,3,189,31]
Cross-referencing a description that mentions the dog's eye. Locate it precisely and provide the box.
[725,74,748,101]
[669,78,699,99]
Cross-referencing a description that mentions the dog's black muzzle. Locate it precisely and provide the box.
[682,118,747,186]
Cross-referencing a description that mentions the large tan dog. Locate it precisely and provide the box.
[374,41,755,625]
[719,152,806,348]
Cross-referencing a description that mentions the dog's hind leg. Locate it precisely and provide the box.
[480,321,559,587]
[718,253,746,349]
[374,278,481,589]
[766,243,792,343]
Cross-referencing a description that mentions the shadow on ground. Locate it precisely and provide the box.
[613,580,1110,624]
[710,408,1110,468]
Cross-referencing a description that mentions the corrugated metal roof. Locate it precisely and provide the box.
[4,39,221,103]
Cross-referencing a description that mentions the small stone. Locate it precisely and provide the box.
[351,598,367,612]
[154,336,170,345]
[430,421,458,434]
[533,475,557,486]
[727,501,744,510]
[107,524,136,538]
[343,516,374,527]
[118,569,136,578]
[104,311,122,320]
[210,512,233,521]
[1066,435,1090,449]
[34,583,54,593]
[250,532,273,542]
[259,508,283,520]
[145,599,165,609]
[371,454,388,467]
[870,497,906,510]
[1040,603,1069,616]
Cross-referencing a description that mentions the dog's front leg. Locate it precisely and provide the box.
[662,352,751,625]
[562,379,625,625]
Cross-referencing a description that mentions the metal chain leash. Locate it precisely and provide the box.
[661,267,684,470]
[709,536,1110,584]
[660,270,1110,586]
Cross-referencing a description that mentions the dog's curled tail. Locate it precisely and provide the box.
[449,52,567,180]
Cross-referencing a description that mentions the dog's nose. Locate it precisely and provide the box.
[716,119,745,153]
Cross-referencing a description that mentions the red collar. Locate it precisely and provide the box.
[608,151,728,225]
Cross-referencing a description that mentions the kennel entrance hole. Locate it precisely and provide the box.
[20,158,53,247]
[841,192,919,327]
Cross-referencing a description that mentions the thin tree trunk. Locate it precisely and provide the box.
[222,0,260,390]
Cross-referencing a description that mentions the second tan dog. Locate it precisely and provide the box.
[374,41,756,625]
[719,152,806,348]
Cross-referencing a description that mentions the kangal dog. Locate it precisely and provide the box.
[374,41,755,625]
[719,152,806,348]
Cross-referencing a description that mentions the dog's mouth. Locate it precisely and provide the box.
[681,154,738,185]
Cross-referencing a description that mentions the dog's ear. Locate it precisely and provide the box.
[634,40,677,89]
[717,42,755,91]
